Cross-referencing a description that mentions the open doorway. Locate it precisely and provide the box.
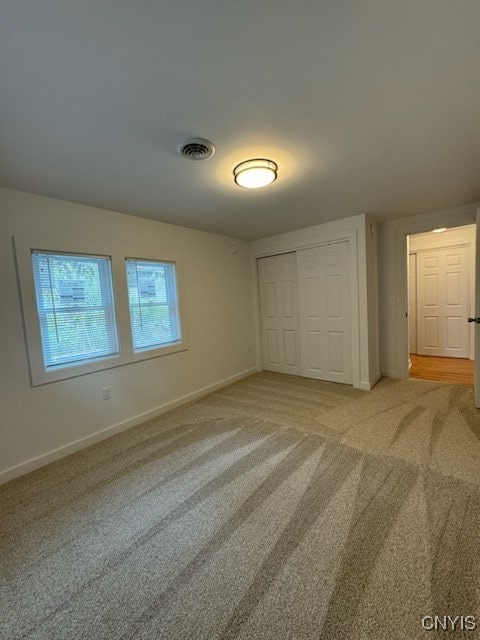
[407,225,476,384]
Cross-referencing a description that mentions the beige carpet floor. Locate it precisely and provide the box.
[2,372,480,639]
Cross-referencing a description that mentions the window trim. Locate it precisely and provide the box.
[14,236,188,386]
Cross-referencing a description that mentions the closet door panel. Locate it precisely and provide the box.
[297,243,352,384]
[257,253,301,374]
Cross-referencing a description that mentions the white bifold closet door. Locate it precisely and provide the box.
[297,242,352,384]
[257,252,301,375]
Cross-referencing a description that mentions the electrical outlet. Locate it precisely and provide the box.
[102,386,112,401]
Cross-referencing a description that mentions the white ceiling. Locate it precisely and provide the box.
[1,1,480,240]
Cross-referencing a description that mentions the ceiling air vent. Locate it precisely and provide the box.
[177,138,215,160]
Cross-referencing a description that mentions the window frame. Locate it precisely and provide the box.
[32,251,121,370]
[15,236,188,386]
[125,257,182,353]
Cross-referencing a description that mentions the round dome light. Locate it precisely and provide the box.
[233,158,278,189]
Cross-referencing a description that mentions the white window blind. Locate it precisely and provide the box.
[32,252,119,369]
[126,259,181,352]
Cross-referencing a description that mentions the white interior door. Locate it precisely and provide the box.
[417,246,469,358]
[297,242,352,384]
[475,210,480,407]
[408,253,417,354]
[257,252,301,375]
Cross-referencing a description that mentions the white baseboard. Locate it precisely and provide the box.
[381,369,403,379]
[370,372,382,388]
[356,373,382,391]
[0,366,260,486]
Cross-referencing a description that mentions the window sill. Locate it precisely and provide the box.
[31,342,189,386]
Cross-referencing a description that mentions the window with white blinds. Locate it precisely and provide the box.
[125,259,182,352]
[32,252,119,369]
[15,237,188,385]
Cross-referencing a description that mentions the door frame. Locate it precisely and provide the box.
[252,228,362,389]
[395,213,476,379]
[408,252,417,355]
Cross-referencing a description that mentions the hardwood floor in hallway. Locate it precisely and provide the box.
[409,353,474,385]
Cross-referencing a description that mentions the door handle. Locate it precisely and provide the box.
[467,317,480,323]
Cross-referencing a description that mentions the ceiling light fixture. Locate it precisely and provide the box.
[233,158,278,189]
[432,227,447,233]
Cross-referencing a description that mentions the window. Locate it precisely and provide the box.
[32,252,119,369]
[125,259,181,351]
[15,236,188,385]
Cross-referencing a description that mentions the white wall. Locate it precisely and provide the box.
[251,214,379,390]
[378,202,479,377]
[0,187,257,482]
[408,225,476,252]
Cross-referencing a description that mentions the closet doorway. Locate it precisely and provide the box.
[257,242,352,385]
